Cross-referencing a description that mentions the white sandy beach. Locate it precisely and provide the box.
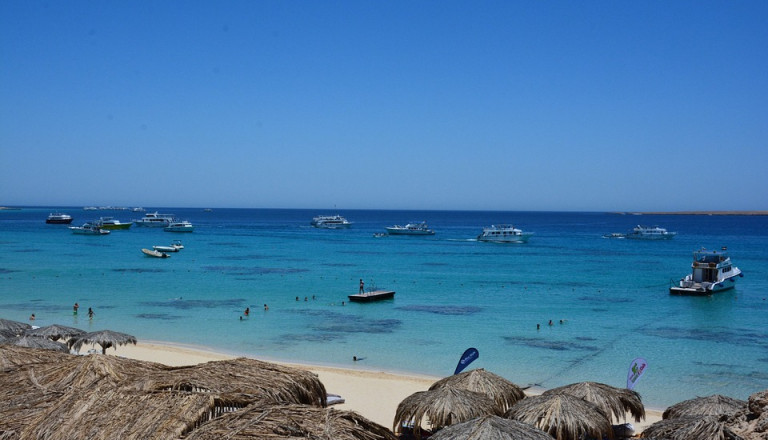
[115,341,663,433]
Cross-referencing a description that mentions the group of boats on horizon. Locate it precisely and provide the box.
[311,215,744,296]
[47,211,195,235]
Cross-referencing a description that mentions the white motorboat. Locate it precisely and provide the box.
[385,221,435,235]
[626,225,676,239]
[311,215,351,229]
[154,240,184,252]
[46,212,73,224]
[134,212,175,227]
[477,224,533,243]
[164,220,194,232]
[69,223,110,235]
[670,247,743,295]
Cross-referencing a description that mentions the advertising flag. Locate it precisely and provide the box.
[454,348,479,375]
[627,357,647,390]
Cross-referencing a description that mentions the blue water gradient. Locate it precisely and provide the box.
[1,207,767,407]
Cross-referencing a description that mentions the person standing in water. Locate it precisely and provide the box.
[88,308,94,319]
[73,302,79,315]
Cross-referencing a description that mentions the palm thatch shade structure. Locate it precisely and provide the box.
[662,394,748,420]
[184,403,397,440]
[24,324,85,341]
[544,381,646,423]
[504,393,613,440]
[2,389,217,440]
[132,357,328,407]
[429,415,553,440]
[0,318,32,336]
[640,415,744,440]
[394,387,500,438]
[429,368,526,413]
[1,335,69,352]
[68,329,137,354]
[0,345,71,369]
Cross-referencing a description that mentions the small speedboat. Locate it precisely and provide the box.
[142,248,170,258]
[153,245,180,253]
[670,247,743,295]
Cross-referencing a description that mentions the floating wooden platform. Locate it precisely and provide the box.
[347,290,395,302]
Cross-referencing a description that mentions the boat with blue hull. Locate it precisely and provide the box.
[670,247,743,295]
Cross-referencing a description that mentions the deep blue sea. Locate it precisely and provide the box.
[2,208,767,408]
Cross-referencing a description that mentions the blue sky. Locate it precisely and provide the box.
[1,1,766,211]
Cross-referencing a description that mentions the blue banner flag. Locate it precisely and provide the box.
[454,348,479,375]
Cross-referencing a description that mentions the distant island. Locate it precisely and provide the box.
[0,207,21,210]
[614,211,768,216]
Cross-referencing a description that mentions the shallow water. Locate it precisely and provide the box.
[2,208,767,407]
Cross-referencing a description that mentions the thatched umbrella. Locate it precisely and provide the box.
[0,318,32,336]
[394,387,500,439]
[184,403,397,440]
[640,415,744,440]
[504,393,613,440]
[6,388,218,440]
[663,394,748,420]
[0,345,72,369]
[429,415,553,440]
[1,335,69,352]
[544,381,646,423]
[25,324,85,341]
[68,329,137,354]
[132,357,328,407]
[429,368,526,413]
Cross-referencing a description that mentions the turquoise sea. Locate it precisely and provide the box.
[1,208,767,408]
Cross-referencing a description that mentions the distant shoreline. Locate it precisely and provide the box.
[613,211,768,216]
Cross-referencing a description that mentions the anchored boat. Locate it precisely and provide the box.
[670,247,743,295]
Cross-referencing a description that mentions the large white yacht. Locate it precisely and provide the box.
[626,225,677,239]
[311,215,351,229]
[134,212,175,227]
[385,221,435,235]
[670,247,743,295]
[477,224,533,243]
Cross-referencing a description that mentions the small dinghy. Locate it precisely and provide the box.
[142,248,170,258]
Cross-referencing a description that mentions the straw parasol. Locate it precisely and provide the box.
[544,381,646,423]
[5,388,218,440]
[429,415,553,440]
[394,387,500,439]
[184,403,397,440]
[24,324,85,341]
[429,368,526,413]
[640,415,744,440]
[504,393,613,440]
[0,318,32,336]
[132,357,328,407]
[663,394,748,420]
[68,329,137,354]
[0,345,71,369]
[1,335,69,352]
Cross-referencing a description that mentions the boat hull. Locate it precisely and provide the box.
[386,228,435,235]
[347,290,395,302]
[477,234,533,243]
[46,218,73,224]
[98,222,132,230]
